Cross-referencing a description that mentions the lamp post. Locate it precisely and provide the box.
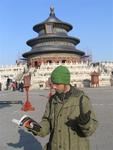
[21,74,35,111]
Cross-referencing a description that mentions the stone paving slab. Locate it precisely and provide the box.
[0,87,113,150]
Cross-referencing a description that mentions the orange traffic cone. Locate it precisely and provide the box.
[21,86,35,111]
[21,100,35,111]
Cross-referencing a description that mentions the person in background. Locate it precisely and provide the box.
[19,82,24,92]
[26,65,98,150]
[6,77,11,90]
[0,82,2,91]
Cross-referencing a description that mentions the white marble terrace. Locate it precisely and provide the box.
[0,61,113,90]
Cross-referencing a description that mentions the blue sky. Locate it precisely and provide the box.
[0,0,113,65]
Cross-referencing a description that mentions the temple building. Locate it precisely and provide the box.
[0,7,112,90]
[23,7,85,68]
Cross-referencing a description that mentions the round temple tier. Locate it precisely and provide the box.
[23,7,85,66]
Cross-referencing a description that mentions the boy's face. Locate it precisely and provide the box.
[51,83,65,93]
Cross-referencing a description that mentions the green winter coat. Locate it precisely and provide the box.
[36,86,98,150]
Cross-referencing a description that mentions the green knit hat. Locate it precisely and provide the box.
[51,66,70,84]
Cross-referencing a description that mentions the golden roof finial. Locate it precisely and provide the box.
[50,5,55,15]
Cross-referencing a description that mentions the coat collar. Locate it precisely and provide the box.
[52,86,84,104]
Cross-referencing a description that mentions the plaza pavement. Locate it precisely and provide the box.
[0,86,113,150]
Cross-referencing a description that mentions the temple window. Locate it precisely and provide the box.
[53,27,67,34]
[62,60,66,63]
[47,60,52,64]
[45,23,53,34]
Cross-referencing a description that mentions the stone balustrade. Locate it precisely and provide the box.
[0,61,113,90]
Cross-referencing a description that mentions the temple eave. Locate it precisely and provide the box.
[23,49,85,58]
[27,36,80,47]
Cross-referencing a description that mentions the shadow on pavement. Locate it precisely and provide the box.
[0,103,11,109]
[7,129,43,150]
[0,100,23,109]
